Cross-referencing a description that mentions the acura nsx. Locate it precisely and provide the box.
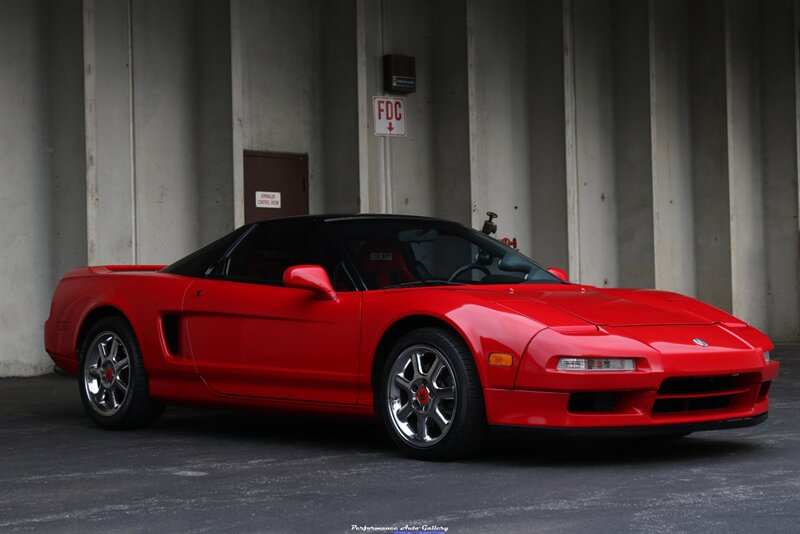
[44,215,779,459]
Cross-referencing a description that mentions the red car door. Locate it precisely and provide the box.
[182,220,361,404]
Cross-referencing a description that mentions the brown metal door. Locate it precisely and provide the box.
[243,151,309,223]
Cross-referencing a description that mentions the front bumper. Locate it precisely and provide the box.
[484,336,780,429]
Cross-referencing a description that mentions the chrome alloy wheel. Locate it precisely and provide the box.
[83,331,131,416]
[386,344,458,448]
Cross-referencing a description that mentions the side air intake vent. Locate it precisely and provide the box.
[162,314,180,356]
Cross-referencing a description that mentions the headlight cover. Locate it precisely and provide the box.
[557,357,636,371]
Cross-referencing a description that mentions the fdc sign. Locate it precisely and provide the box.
[373,96,407,137]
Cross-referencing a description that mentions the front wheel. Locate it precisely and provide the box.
[78,316,163,429]
[377,327,486,460]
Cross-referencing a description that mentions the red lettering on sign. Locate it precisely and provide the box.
[394,101,402,120]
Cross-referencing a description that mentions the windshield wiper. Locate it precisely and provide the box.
[383,280,467,289]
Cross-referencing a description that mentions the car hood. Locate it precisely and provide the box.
[455,285,723,327]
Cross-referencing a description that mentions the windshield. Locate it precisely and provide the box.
[327,218,564,289]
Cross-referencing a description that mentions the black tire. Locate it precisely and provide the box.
[78,316,164,429]
[376,327,486,460]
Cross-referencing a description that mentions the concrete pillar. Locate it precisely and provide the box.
[49,0,88,285]
[230,0,244,226]
[0,0,52,375]
[690,0,731,311]
[649,0,695,296]
[321,0,360,214]
[355,0,373,213]
[234,0,324,218]
[565,0,619,286]
[613,0,654,288]
[528,0,568,270]
[88,0,232,263]
[469,0,534,252]
[356,0,387,213]
[0,0,84,375]
[133,1,201,262]
[432,0,471,226]
[356,0,472,221]
[84,0,136,264]
[760,0,800,340]
[379,0,436,217]
[196,0,234,245]
[725,0,768,330]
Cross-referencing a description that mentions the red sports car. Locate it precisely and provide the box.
[44,215,779,459]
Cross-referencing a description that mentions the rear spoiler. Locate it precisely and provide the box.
[88,265,167,274]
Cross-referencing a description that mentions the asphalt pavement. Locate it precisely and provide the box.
[1,346,798,533]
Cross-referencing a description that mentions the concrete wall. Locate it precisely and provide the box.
[432,0,471,226]
[760,0,800,340]
[88,0,232,265]
[613,0,653,289]
[234,0,323,218]
[690,0,731,311]
[321,0,360,214]
[0,0,85,376]
[650,0,695,296]
[570,0,620,286]
[470,0,534,252]
[468,0,799,336]
[726,0,768,330]
[357,0,471,221]
[1,0,799,376]
[528,0,568,269]
[86,0,134,265]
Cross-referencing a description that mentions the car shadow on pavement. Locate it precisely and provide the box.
[479,432,763,467]
[153,407,394,452]
[151,405,765,466]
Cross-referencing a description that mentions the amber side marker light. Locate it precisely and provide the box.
[488,353,514,367]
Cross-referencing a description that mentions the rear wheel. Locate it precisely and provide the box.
[377,327,486,460]
[78,316,163,429]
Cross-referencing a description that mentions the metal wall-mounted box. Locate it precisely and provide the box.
[383,54,416,94]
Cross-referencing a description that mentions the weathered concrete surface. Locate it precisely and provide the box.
[0,347,797,533]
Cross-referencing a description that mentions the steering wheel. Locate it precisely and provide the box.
[447,263,491,282]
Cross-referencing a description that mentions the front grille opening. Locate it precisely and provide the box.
[652,395,731,414]
[568,392,619,413]
[658,375,736,395]
[162,314,180,356]
[757,381,772,401]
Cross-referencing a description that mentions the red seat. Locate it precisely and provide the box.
[359,243,415,289]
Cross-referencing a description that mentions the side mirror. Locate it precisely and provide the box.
[547,267,569,283]
[283,265,338,301]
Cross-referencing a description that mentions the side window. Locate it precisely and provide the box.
[162,225,250,277]
[222,222,355,290]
